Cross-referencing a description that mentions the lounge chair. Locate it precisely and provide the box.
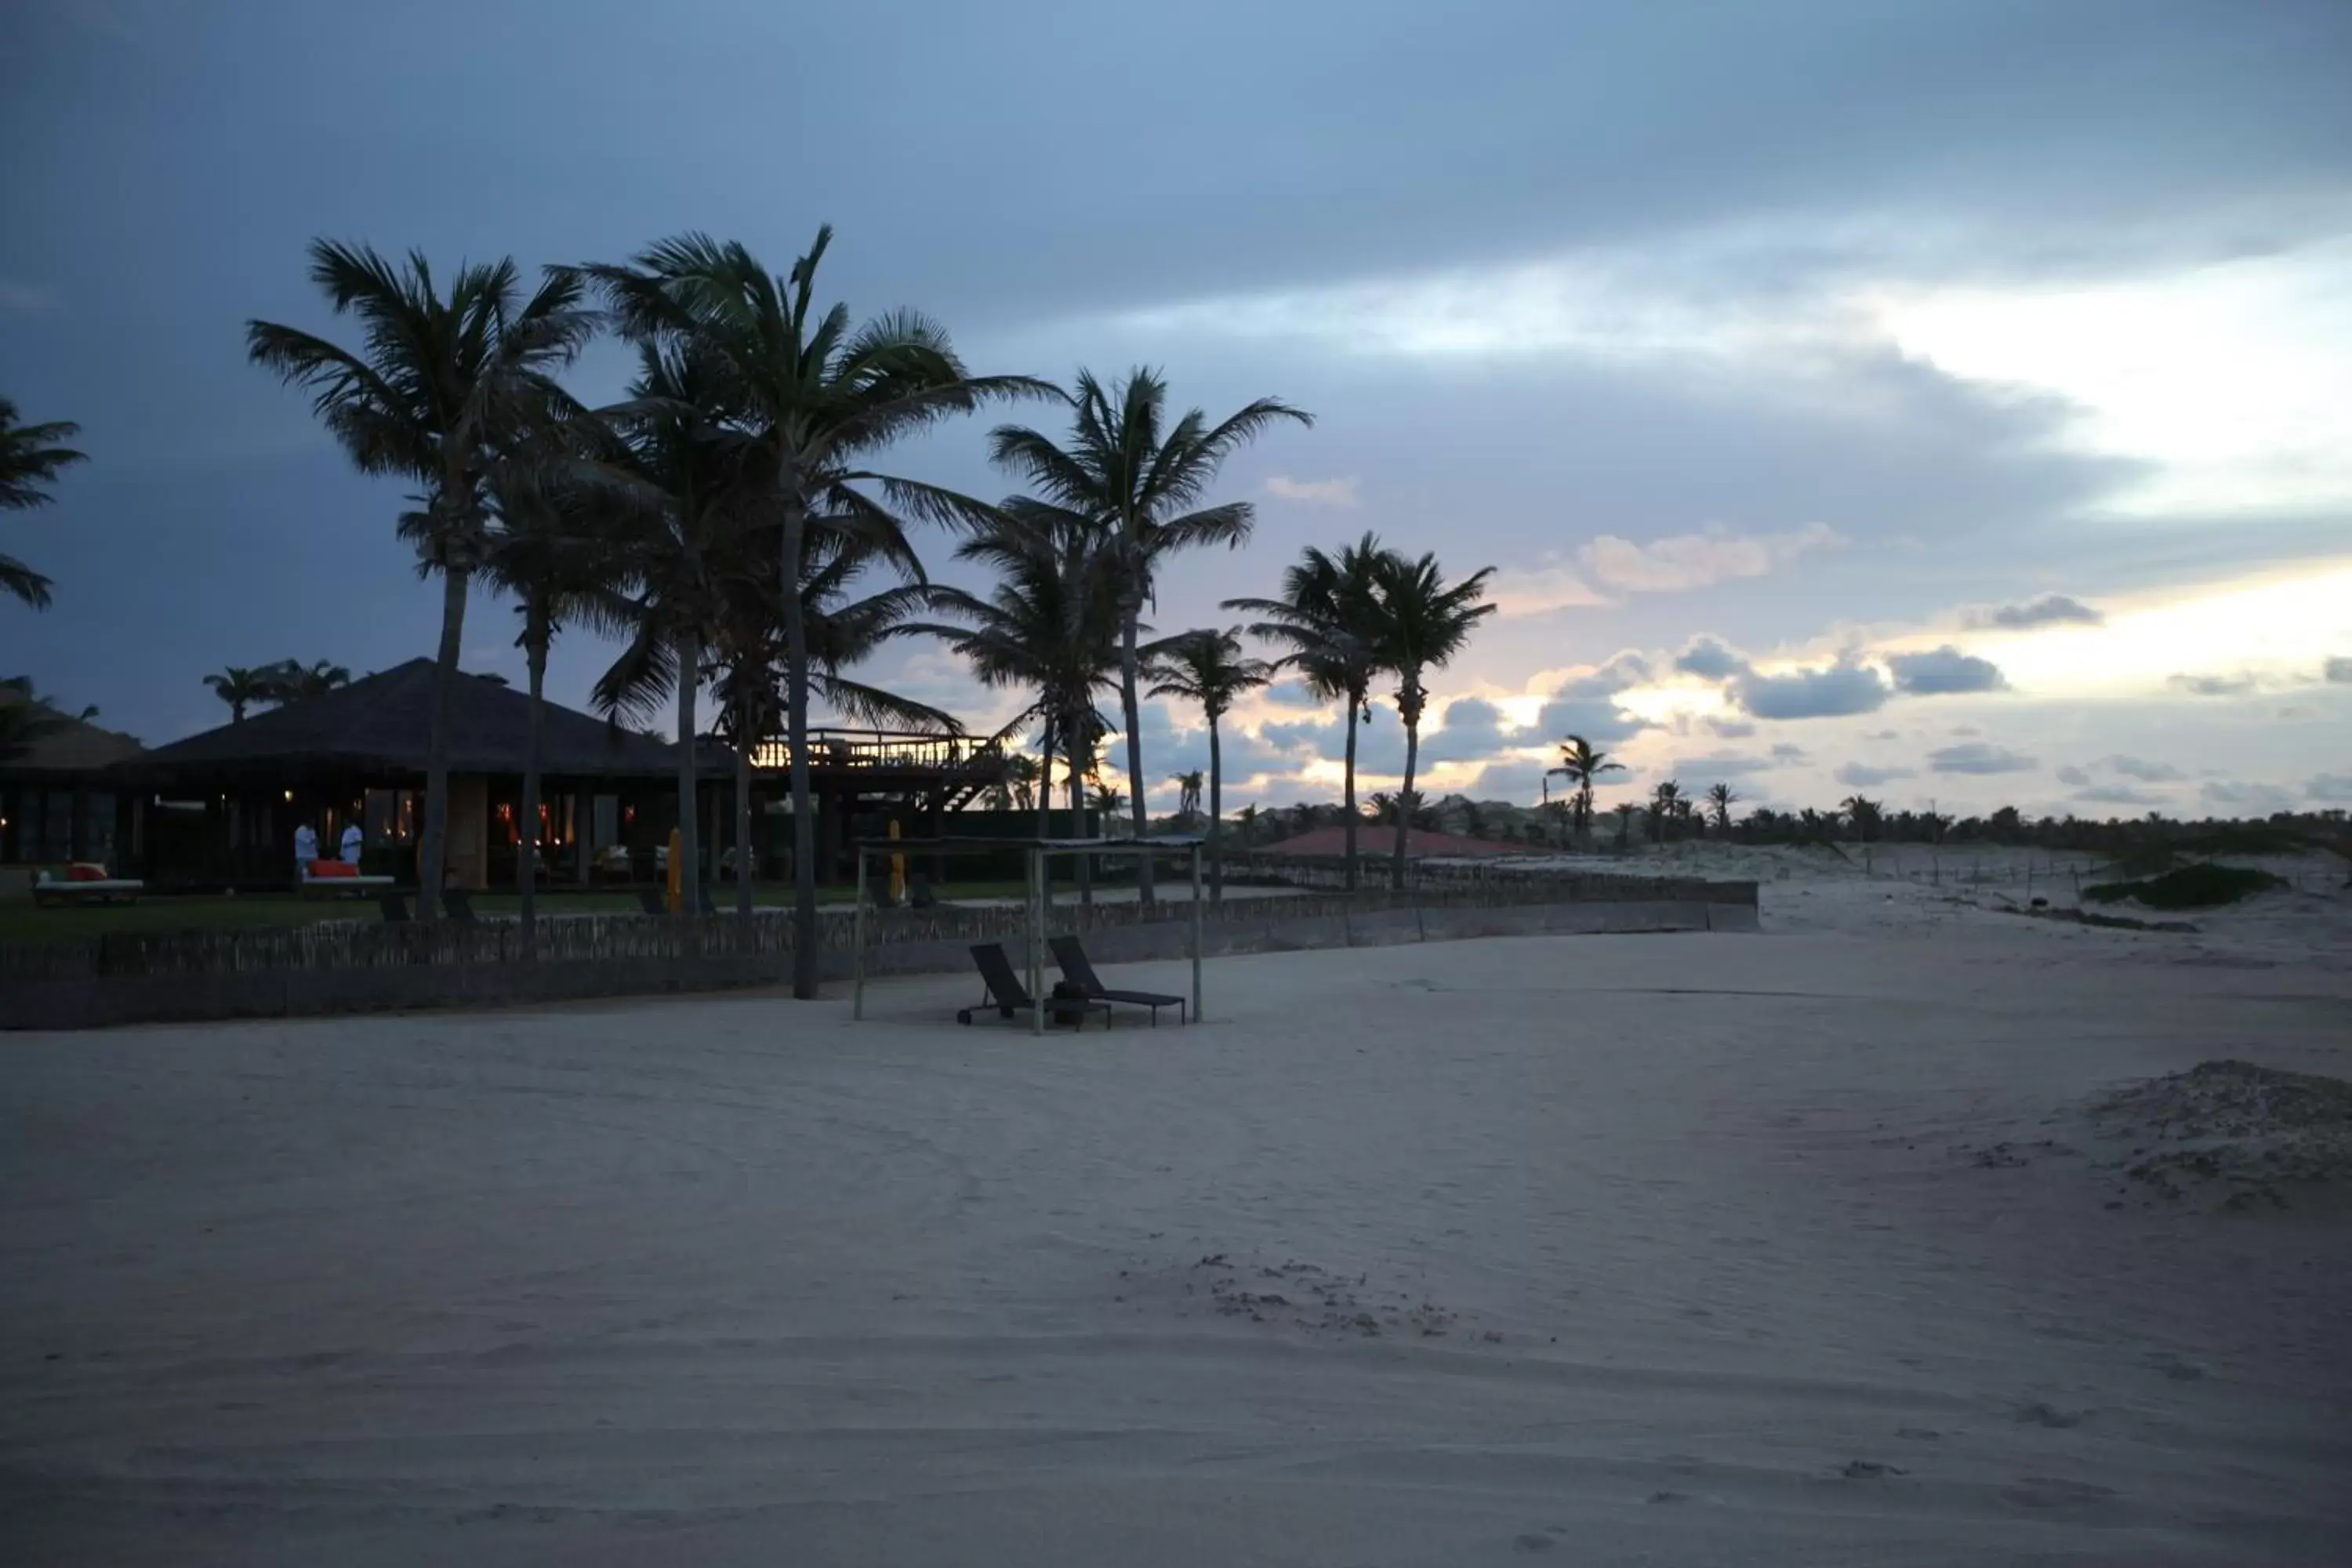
[30,869,143,907]
[1049,935,1189,1026]
[959,942,1109,1029]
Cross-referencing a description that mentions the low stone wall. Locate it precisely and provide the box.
[3,891,1758,1032]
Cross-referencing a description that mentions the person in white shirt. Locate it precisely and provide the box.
[293,821,318,880]
[340,822,364,866]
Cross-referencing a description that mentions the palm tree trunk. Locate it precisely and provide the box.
[1034,713,1054,840]
[734,686,754,920]
[416,566,468,920]
[674,628,701,917]
[782,500,819,999]
[1207,716,1223,904]
[1341,686,1362,892]
[1392,691,1421,891]
[1069,742,1091,915]
[1119,602,1153,905]
[518,606,548,953]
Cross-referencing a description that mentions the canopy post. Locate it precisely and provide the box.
[851,845,867,1021]
[1028,845,1044,1036]
[1189,842,1204,1024]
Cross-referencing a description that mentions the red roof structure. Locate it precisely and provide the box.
[1254,825,1530,859]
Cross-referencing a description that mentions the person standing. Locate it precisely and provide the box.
[293,818,318,881]
[339,820,363,866]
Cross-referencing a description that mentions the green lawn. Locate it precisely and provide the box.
[0,880,1038,946]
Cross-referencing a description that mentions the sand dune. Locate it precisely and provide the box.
[2,912,2348,1564]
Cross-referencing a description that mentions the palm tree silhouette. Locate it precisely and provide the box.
[1706,782,1738,836]
[1146,626,1272,899]
[249,241,594,916]
[1548,735,1625,848]
[202,666,270,724]
[2,396,88,609]
[1228,533,1388,890]
[1368,550,1495,887]
[991,368,1310,904]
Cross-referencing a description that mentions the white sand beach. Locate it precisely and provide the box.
[4,890,2350,1564]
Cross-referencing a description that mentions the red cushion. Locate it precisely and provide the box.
[310,859,358,878]
[67,862,110,882]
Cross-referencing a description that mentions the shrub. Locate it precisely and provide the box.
[2082,862,2285,909]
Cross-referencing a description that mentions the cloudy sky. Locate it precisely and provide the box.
[7,0,2350,820]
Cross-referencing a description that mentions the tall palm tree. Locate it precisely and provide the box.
[1706,781,1738,836]
[1,396,88,609]
[1145,626,1270,900]
[1228,533,1388,888]
[1841,794,1882,843]
[580,227,1044,997]
[998,753,1040,813]
[991,368,1310,903]
[1548,735,1625,848]
[0,677,96,763]
[1171,770,1205,824]
[1650,779,1683,843]
[202,666,270,724]
[1369,550,1495,887]
[249,242,594,917]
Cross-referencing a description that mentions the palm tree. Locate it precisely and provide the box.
[249,242,593,917]
[1650,780,1682,843]
[476,426,637,939]
[580,227,1044,996]
[1171,769,1205,825]
[1548,735,1625,847]
[991,368,1310,904]
[998,753,1040,813]
[1145,626,1271,900]
[1369,550,1495,887]
[1227,533,1387,889]
[260,659,354,706]
[1613,800,1637,850]
[1706,781,1738,836]
[202,666,270,724]
[1,397,88,609]
[1841,794,1882,843]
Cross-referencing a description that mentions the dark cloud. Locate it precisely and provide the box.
[1966,593,2103,630]
[2073,783,2164,807]
[1769,743,1807,761]
[2168,673,2256,697]
[2308,773,2352,803]
[1704,717,1755,739]
[2055,764,2090,786]
[1886,645,2009,695]
[2325,658,2352,684]
[1417,698,1517,763]
[1260,681,1325,708]
[1730,660,1889,720]
[2201,780,2296,815]
[1835,761,1915,786]
[1673,636,1748,681]
[2104,754,2183,782]
[1671,752,1778,779]
[1928,742,2036,775]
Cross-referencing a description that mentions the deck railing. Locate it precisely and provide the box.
[748,729,1002,773]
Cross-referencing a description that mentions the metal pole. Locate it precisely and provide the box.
[1190,843,1204,1025]
[852,845,867,1021]
[1029,846,1044,1036]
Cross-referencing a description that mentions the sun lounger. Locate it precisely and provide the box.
[959,942,1109,1029]
[1048,935,1189,1025]
[30,871,143,907]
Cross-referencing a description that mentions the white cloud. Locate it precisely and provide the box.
[1835,761,1915,787]
[1580,521,1840,595]
[1264,474,1359,506]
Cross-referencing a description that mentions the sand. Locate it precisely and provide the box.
[3,875,2349,1564]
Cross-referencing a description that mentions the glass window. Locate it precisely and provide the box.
[81,790,115,865]
[42,789,74,861]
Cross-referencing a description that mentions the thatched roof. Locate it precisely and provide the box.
[131,659,730,780]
